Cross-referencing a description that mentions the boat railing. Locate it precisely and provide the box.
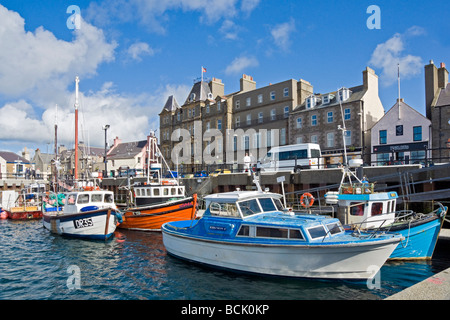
[340,183,374,195]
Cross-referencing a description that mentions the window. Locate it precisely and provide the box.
[308,225,327,239]
[206,121,210,130]
[206,105,210,113]
[105,194,113,203]
[379,130,387,144]
[311,115,317,126]
[396,125,403,136]
[296,117,302,128]
[177,113,181,121]
[153,188,160,196]
[77,194,89,204]
[327,111,333,123]
[217,101,221,111]
[246,97,251,107]
[270,91,276,100]
[235,116,240,128]
[296,137,303,144]
[280,128,286,145]
[322,94,329,104]
[238,225,250,236]
[345,130,351,146]
[413,126,422,141]
[246,114,251,125]
[311,135,318,144]
[259,198,277,212]
[350,203,365,216]
[258,94,263,103]
[91,194,103,202]
[239,199,262,216]
[327,132,334,148]
[283,87,289,97]
[236,100,240,109]
[271,109,276,120]
[210,202,239,217]
[217,119,222,130]
[258,112,263,124]
[257,227,288,238]
[284,106,289,118]
[372,202,383,216]
[344,108,351,120]
[326,222,343,235]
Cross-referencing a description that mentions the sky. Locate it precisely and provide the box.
[0,0,449,157]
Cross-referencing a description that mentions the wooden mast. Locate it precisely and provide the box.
[74,76,79,182]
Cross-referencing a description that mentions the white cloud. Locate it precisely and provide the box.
[0,5,116,102]
[0,5,183,151]
[127,42,155,61]
[219,20,241,40]
[225,56,259,75]
[241,0,261,14]
[369,28,424,86]
[87,0,259,34]
[270,18,296,51]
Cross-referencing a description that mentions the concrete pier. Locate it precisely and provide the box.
[385,267,450,300]
[386,229,450,300]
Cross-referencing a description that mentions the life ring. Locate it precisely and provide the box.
[300,193,315,208]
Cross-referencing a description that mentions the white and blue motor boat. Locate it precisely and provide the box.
[43,190,122,240]
[162,188,402,280]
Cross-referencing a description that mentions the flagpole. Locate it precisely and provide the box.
[201,66,203,82]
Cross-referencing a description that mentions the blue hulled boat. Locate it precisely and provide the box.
[322,169,447,260]
[162,180,402,280]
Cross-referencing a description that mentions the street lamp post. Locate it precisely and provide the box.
[103,124,110,178]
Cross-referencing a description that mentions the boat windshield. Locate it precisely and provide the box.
[238,197,284,217]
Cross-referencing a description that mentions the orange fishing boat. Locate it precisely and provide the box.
[119,193,197,231]
[117,130,198,231]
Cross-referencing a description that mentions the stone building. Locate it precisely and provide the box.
[289,67,384,165]
[425,60,449,163]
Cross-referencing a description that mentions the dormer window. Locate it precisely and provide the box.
[306,95,317,109]
[207,93,214,100]
[337,88,351,103]
[322,94,329,104]
[189,93,196,102]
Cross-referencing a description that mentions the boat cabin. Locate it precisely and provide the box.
[326,183,398,229]
[63,191,116,214]
[202,190,345,242]
[133,183,186,206]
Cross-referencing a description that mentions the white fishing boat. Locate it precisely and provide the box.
[43,189,122,240]
[42,76,122,240]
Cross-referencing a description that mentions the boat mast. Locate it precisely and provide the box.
[74,76,80,183]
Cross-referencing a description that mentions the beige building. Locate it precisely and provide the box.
[159,77,232,173]
[289,67,384,165]
[425,60,449,163]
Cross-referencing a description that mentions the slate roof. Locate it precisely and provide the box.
[162,95,180,113]
[436,83,450,107]
[107,140,147,160]
[0,151,31,163]
[185,81,212,104]
[293,85,366,113]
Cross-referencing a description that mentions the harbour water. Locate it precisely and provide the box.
[1,218,449,301]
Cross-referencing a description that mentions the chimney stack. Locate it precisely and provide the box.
[425,60,439,119]
[438,62,449,89]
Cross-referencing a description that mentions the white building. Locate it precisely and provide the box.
[371,99,432,165]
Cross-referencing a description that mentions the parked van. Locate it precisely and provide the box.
[259,143,323,172]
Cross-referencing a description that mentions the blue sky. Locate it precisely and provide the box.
[0,0,449,156]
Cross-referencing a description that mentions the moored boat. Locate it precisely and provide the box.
[4,190,43,220]
[43,189,122,240]
[320,169,448,260]
[162,177,403,280]
[118,131,197,231]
